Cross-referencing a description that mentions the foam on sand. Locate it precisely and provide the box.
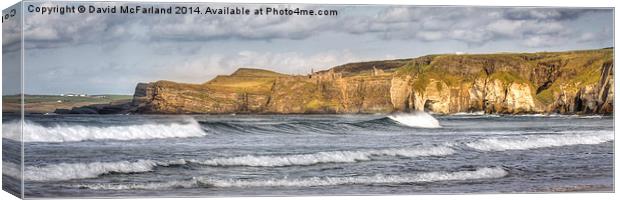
[388,112,441,128]
[2,119,206,142]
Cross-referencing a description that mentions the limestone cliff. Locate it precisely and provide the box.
[131,48,613,114]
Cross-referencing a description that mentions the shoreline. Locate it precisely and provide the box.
[5,112,613,117]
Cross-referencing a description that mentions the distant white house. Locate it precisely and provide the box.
[455,52,466,55]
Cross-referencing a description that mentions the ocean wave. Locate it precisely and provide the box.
[466,131,614,151]
[9,146,454,182]
[511,114,605,119]
[387,112,441,128]
[76,179,198,190]
[191,146,455,167]
[452,111,485,116]
[203,167,507,187]
[2,162,22,180]
[2,119,206,142]
[76,167,507,190]
[21,159,187,182]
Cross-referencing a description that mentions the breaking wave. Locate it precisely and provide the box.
[2,162,22,180]
[452,111,485,116]
[18,146,453,182]
[21,159,187,182]
[387,112,441,128]
[191,146,455,167]
[466,131,614,151]
[76,167,507,190]
[2,119,206,142]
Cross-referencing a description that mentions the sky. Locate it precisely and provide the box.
[2,2,614,95]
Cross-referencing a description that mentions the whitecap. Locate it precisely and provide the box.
[191,146,454,167]
[201,167,507,188]
[75,167,507,190]
[388,112,441,128]
[466,131,614,151]
[21,159,186,182]
[2,119,206,142]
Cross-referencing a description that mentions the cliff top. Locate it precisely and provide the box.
[317,58,415,75]
[231,68,289,77]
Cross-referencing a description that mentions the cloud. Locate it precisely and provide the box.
[19,3,612,50]
[2,7,22,53]
[345,7,598,47]
[577,27,613,44]
[142,49,363,84]
[502,8,591,21]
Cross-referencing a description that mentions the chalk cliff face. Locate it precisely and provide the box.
[132,48,613,114]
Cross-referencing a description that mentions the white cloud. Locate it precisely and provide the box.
[18,3,610,50]
[146,50,362,84]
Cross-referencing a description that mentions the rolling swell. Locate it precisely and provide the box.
[199,113,440,135]
[75,167,508,190]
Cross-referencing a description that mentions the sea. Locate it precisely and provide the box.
[1,112,614,197]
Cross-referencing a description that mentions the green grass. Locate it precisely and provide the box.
[230,68,289,77]
[536,88,555,105]
[489,71,528,85]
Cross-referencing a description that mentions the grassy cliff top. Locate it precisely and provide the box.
[317,58,415,75]
[230,68,289,77]
[201,68,289,94]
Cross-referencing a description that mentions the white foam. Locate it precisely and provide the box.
[388,112,441,128]
[467,131,614,151]
[76,179,198,190]
[2,119,206,142]
[76,167,507,190]
[21,159,186,182]
[452,111,485,116]
[192,146,455,167]
[202,167,507,188]
[10,146,453,182]
[578,115,604,119]
[2,161,22,180]
[2,120,23,142]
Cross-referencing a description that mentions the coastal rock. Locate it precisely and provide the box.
[130,48,614,115]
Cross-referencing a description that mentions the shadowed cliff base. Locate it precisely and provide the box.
[71,48,615,115]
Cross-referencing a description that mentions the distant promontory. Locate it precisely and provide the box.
[68,48,616,115]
